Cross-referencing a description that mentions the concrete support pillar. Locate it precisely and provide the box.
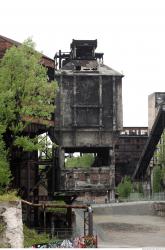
[66,207,72,229]
[58,147,65,190]
[59,147,65,170]
[51,215,55,238]
[109,148,116,202]
[52,147,64,192]
[88,206,93,236]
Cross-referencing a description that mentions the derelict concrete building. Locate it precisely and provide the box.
[49,39,123,194]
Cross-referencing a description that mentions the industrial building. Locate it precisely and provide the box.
[1,35,159,203]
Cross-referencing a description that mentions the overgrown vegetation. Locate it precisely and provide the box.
[65,154,94,169]
[0,190,20,201]
[23,225,50,247]
[0,39,58,193]
[153,166,164,192]
[0,133,11,193]
[117,176,133,198]
[153,130,165,192]
[133,182,144,194]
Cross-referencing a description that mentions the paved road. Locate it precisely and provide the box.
[94,213,165,247]
[74,202,165,247]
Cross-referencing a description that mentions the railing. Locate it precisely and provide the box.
[118,192,165,202]
[120,127,148,136]
[31,227,76,239]
[26,227,98,248]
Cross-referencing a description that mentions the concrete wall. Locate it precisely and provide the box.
[64,167,115,189]
[0,201,24,248]
[114,132,148,184]
[54,74,123,147]
[93,201,156,216]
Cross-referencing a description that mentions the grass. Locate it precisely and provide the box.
[0,190,20,201]
[23,225,50,247]
[65,153,94,169]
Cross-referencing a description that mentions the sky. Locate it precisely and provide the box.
[1,0,165,127]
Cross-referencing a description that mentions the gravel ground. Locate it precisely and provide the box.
[93,214,165,247]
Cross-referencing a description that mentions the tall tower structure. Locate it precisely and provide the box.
[148,92,165,132]
[50,39,123,194]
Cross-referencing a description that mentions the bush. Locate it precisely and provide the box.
[23,225,50,247]
[117,176,133,198]
[0,190,19,201]
[153,166,163,192]
[0,135,11,194]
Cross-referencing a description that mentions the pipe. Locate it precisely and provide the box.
[21,200,88,209]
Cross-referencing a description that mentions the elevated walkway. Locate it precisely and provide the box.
[133,104,165,180]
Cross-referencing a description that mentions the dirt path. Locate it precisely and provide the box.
[94,214,165,247]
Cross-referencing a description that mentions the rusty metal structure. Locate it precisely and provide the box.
[48,39,124,200]
[0,35,150,202]
[22,199,94,237]
[133,93,165,181]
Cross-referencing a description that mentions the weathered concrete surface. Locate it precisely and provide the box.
[0,201,24,248]
[92,201,165,247]
[93,201,156,215]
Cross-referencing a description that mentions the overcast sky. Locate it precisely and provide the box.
[1,0,165,127]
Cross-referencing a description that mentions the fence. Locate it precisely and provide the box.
[118,192,165,202]
[33,227,76,239]
[27,227,97,248]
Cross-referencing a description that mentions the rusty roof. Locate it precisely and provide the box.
[0,35,54,68]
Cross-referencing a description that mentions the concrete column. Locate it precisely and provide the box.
[58,147,65,190]
[52,147,64,192]
[109,148,116,202]
[67,207,72,229]
[88,206,93,236]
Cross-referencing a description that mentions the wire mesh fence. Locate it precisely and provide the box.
[28,226,80,239]
[26,227,97,248]
[119,192,165,202]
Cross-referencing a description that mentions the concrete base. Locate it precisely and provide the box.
[0,201,24,248]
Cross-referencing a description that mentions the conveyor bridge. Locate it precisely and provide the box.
[133,104,165,180]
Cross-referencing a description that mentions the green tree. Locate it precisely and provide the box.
[0,129,11,193]
[117,176,133,198]
[153,166,162,192]
[0,38,58,190]
[155,131,165,167]
[153,130,165,192]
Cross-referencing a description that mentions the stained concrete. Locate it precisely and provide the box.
[0,201,24,248]
[92,201,165,247]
